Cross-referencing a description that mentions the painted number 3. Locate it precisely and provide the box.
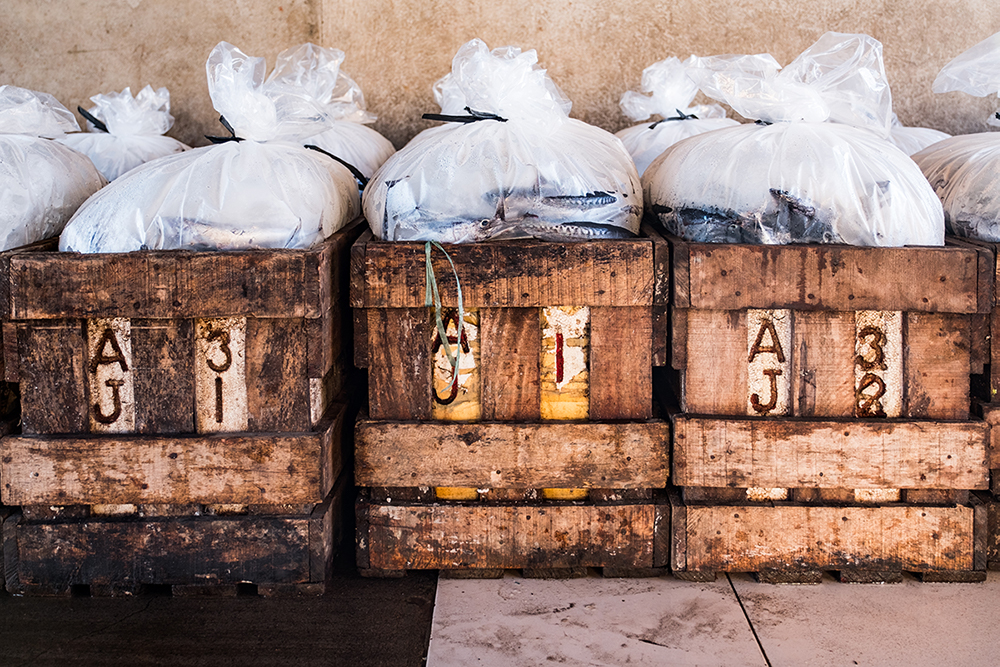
[206,329,233,422]
[856,326,887,417]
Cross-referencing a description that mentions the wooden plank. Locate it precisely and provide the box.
[363,502,656,570]
[682,310,746,414]
[1,402,345,506]
[670,308,687,372]
[480,308,540,421]
[355,420,669,488]
[792,311,855,417]
[6,492,338,591]
[246,318,311,432]
[669,491,686,573]
[305,309,333,380]
[645,223,671,368]
[904,312,971,420]
[590,307,652,420]
[18,321,88,435]
[681,241,981,314]
[367,308,431,420]
[672,416,988,490]
[2,321,17,382]
[353,308,369,369]
[349,228,371,309]
[359,237,655,308]
[669,234,691,309]
[681,504,976,572]
[132,319,194,434]
[970,313,989,374]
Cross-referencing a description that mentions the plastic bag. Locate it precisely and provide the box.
[644,33,944,247]
[889,112,950,156]
[265,43,395,179]
[58,85,190,181]
[615,56,738,175]
[0,85,106,251]
[59,42,360,253]
[363,38,641,243]
[933,30,1000,127]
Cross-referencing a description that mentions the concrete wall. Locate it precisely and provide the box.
[2,0,999,149]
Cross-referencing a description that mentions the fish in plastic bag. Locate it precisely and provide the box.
[363,38,641,243]
[911,31,1000,241]
[0,85,106,251]
[60,42,360,253]
[58,85,190,181]
[615,56,738,175]
[644,32,944,247]
[265,43,395,181]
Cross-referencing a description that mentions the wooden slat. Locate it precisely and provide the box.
[645,223,671,367]
[681,309,746,414]
[679,240,982,314]
[367,308,431,420]
[904,312,971,420]
[306,309,333,380]
[2,321,17,382]
[349,229,371,309]
[480,308,540,421]
[680,504,976,572]
[792,310,855,417]
[355,420,669,488]
[246,318,311,432]
[672,415,988,489]
[132,319,194,434]
[590,306,652,419]
[359,237,655,308]
[6,489,339,591]
[1,402,345,506]
[18,321,88,435]
[669,234,691,309]
[353,308,369,369]
[363,502,656,570]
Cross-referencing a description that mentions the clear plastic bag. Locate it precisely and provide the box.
[914,133,1000,240]
[265,43,395,179]
[59,42,360,253]
[615,56,739,175]
[933,30,1000,127]
[889,113,950,156]
[58,85,190,181]
[363,38,641,243]
[0,85,106,251]
[644,33,944,247]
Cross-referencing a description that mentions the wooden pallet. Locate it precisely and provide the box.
[670,491,987,583]
[2,474,345,596]
[357,487,669,577]
[0,219,362,436]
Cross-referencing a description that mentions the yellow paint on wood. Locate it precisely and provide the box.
[540,306,589,420]
[431,310,481,421]
[541,488,589,500]
[435,487,480,501]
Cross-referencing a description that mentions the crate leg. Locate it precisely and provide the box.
[602,566,669,578]
[753,569,823,584]
[358,568,407,579]
[439,569,505,580]
[916,570,987,583]
[671,570,717,583]
[835,569,903,584]
[521,567,589,579]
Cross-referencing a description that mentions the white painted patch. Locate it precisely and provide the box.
[542,306,589,391]
[746,309,791,416]
[194,317,248,433]
[91,504,137,516]
[854,489,901,503]
[87,318,136,434]
[310,377,327,426]
[855,311,902,418]
[432,312,479,395]
[746,487,789,501]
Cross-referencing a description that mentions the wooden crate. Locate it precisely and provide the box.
[0,219,362,436]
[670,491,987,583]
[2,474,346,597]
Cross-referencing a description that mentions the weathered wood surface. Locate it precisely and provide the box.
[366,308,431,421]
[351,225,660,309]
[670,235,990,314]
[358,497,658,571]
[1,402,346,506]
[672,497,978,573]
[590,307,652,420]
[3,479,342,594]
[672,416,988,490]
[3,219,361,320]
[480,308,540,421]
[355,419,669,488]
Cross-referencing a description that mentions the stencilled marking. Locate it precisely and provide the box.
[746,309,791,416]
[540,306,590,420]
[87,318,135,433]
[431,309,481,421]
[195,317,247,433]
[855,311,902,418]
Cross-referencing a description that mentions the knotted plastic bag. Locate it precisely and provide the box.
[615,56,738,175]
[363,38,641,243]
[910,32,1000,241]
[60,42,360,253]
[58,85,190,181]
[0,85,106,251]
[265,43,395,180]
[644,32,944,246]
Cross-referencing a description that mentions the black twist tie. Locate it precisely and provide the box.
[755,119,773,126]
[995,112,1000,121]
[205,115,244,144]
[77,106,108,133]
[422,106,508,123]
[305,144,369,190]
[649,109,699,129]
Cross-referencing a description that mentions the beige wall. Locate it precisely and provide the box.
[3,0,999,149]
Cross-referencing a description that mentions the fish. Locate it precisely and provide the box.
[490,216,637,242]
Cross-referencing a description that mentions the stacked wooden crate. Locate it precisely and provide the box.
[0,221,362,596]
[663,233,992,583]
[351,224,671,576]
